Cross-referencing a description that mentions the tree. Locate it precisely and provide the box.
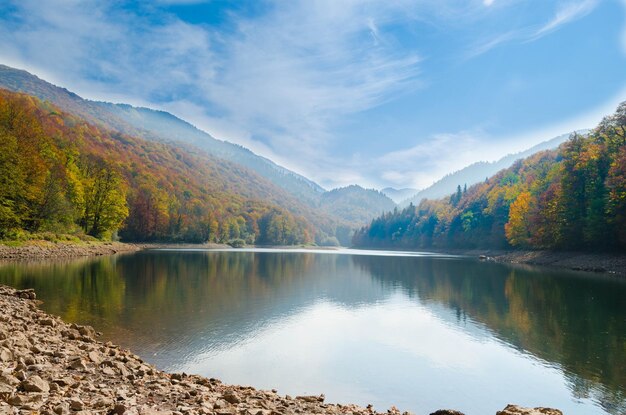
[505,191,532,247]
[80,158,128,238]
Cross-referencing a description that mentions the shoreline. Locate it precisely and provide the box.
[0,284,562,415]
[350,247,626,278]
[1,241,623,279]
[476,249,626,277]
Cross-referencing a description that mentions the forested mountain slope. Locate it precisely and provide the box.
[0,89,323,244]
[0,64,325,205]
[401,133,579,207]
[320,185,396,225]
[354,104,626,251]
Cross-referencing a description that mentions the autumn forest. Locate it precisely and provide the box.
[353,104,626,251]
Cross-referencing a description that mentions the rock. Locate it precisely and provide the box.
[112,403,127,414]
[40,318,56,327]
[54,402,70,415]
[496,404,563,415]
[296,395,325,403]
[430,411,465,415]
[21,375,50,392]
[15,289,36,299]
[7,393,43,409]
[88,350,101,364]
[0,383,13,398]
[0,348,11,362]
[223,390,241,404]
[70,398,84,411]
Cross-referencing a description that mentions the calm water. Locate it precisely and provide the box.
[0,249,625,415]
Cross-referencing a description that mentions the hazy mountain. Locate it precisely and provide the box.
[320,185,396,225]
[380,187,418,204]
[401,132,586,207]
[0,64,325,204]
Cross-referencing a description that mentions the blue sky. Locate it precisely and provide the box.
[0,0,625,190]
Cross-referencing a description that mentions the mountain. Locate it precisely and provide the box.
[320,185,396,225]
[401,132,585,207]
[0,88,322,244]
[0,64,404,235]
[380,187,418,204]
[353,105,626,251]
[0,64,325,204]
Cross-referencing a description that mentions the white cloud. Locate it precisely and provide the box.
[0,0,620,193]
[531,0,599,39]
[374,130,498,189]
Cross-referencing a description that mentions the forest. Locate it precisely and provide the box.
[0,89,313,245]
[353,103,626,251]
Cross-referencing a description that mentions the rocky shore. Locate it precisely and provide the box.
[0,285,563,415]
[482,250,626,277]
[0,242,142,261]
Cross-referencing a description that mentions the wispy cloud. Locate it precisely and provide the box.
[531,0,599,39]
[467,0,599,58]
[0,0,619,192]
[374,130,502,189]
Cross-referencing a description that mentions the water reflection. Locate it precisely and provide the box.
[0,250,624,415]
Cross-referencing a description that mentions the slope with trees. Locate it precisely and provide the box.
[354,103,626,251]
[0,89,315,245]
[401,132,580,207]
[0,64,325,205]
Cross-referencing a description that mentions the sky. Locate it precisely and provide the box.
[0,0,625,190]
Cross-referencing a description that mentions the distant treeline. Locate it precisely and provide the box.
[353,103,626,251]
[0,90,312,244]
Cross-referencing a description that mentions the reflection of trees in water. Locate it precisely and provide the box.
[0,257,126,322]
[351,255,626,414]
[1,252,624,412]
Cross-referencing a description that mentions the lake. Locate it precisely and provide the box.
[0,248,624,415]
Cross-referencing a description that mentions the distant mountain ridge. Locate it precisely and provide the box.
[319,185,396,225]
[400,132,587,207]
[0,64,325,204]
[380,187,418,204]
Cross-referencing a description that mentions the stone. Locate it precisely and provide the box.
[88,350,101,364]
[0,348,11,362]
[54,402,71,415]
[7,393,43,409]
[296,395,324,403]
[430,411,465,415]
[21,375,50,392]
[40,318,56,327]
[69,358,87,371]
[496,405,563,415]
[113,403,127,414]
[70,398,84,411]
[223,390,241,404]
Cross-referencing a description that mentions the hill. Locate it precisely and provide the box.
[0,64,325,205]
[320,185,396,225]
[354,103,626,251]
[0,89,321,244]
[380,187,418,203]
[401,132,582,207]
